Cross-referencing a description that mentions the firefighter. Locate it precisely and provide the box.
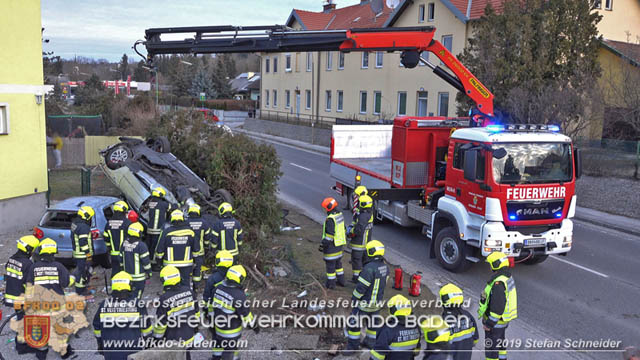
[155,210,199,287]
[103,200,132,279]
[351,185,368,218]
[186,203,211,288]
[26,239,76,360]
[478,252,517,360]
[93,271,152,360]
[4,235,39,354]
[211,265,254,360]
[154,266,200,358]
[369,294,421,360]
[439,283,478,360]
[71,205,95,295]
[319,197,346,289]
[203,250,234,320]
[120,222,152,298]
[211,202,243,256]
[348,194,374,282]
[346,240,389,351]
[147,186,172,269]
[421,315,453,360]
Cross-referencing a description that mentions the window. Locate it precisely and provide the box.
[428,3,435,21]
[273,90,278,107]
[265,58,270,73]
[605,0,612,10]
[359,91,367,113]
[417,91,428,116]
[375,52,384,68]
[438,92,449,117]
[374,91,382,115]
[453,143,466,170]
[337,90,344,112]
[338,52,345,69]
[419,51,429,66]
[306,52,313,72]
[442,35,453,52]
[285,54,292,72]
[273,56,278,73]
[362,52,369,69]
[418,4,425,22]
[285,90,291,108]
[397,92,407,115]
[325,90,332,111]
[593,0,601,9]
[0,104,9,135]
[326,52,333,70]
[305,90,311,109]
[265,90,270,106]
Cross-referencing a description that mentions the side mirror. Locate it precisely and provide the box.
[574,147,582,179]
[463,150,478,181]
[493,147,507,159]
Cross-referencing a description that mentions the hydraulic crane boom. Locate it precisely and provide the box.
[137,25,494,117]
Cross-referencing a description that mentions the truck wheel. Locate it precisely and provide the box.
[105,145,132,170]
[213,189,233,206]
[523,255,548,265]
[434,227,471,272]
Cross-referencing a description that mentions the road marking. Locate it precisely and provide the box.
[290,162,312,172]
[550,255,609,278]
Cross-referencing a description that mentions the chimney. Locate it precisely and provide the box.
[323,0,336,12]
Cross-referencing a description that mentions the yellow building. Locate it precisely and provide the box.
[0,0,49,233]
[594,0,640,42]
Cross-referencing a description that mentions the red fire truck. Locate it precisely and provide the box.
[138,25,582,272]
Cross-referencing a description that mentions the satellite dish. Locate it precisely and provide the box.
[386,0,400,9]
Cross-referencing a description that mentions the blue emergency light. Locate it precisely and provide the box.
[486,124,505,133]
[509,215,516,220]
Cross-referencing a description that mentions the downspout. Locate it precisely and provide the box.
[464,0,472,47]
[315,52,322,123]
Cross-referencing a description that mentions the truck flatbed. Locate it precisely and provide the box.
[338,157,392,180]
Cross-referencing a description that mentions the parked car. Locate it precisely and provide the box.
[33,196,120,266]
[99,136,233,221]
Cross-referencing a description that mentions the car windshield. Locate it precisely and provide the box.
[492,143,573,184]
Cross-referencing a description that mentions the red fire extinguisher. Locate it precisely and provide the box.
[393,267,403,290]
[409,271,422,297]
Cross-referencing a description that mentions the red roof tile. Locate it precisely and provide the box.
[448,0,505,20]
[603,39,640,65]
[290,1,394,30]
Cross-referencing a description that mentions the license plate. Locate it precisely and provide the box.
[524,238,545,247]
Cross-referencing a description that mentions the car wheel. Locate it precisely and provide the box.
[106,145,132,170]
[213,189,233,206]
[149,136,171,153]
[523,254,549,265]
[434,226,472,272]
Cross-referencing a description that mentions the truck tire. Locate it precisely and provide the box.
[523,255,548,265]
[213,188,234,206]
[434,227,471,272]
[105,145,132,170]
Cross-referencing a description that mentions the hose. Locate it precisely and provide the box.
[513,249,534,264]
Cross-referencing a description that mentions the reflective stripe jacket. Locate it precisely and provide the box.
[147,196,172,235]
[71,218,92,258]
[203,268,227,314]
[155,223,199,268]
[26,257,74,295]
[370,320,421,360]
[443,307,478,360]
[322,211,346,260]
[153,285,199,344]
[351,209,373,249]
[212,280,253,338]
[93,296,151,359]
[210,217,243,256]
[478,270,517,328]
[187,215,213,257]
[352,257,389,312]
[103,213,131,257]
[4,251,33,306]
[120,238,152,281]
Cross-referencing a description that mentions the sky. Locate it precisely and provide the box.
[41,0,363,62]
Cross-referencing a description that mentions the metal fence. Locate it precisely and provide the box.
[574,138,640,179]
[258,110,338,129]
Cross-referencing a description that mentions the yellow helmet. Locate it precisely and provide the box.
[226,265,246,285]
[152,186,167,198]
[439,283,464,307]
[218,202,233,217]
[111,271,133,291]
[170,209,184,223]
[388,294,412,317]
[17,235,40,253]
[366,240,385,258]
[354,185,368,196]
[128,222,145,238]
[39,238,58,255]
[113,201,129,213]
[77,206,95,221]
[215,250,234,269]
[160,265,181,286]
[359,195,373,209]
[486,251,509,271]
[188,203,201,216]
[421,315,451,344]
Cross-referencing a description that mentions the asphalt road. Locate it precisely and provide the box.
[260,136,640,360]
